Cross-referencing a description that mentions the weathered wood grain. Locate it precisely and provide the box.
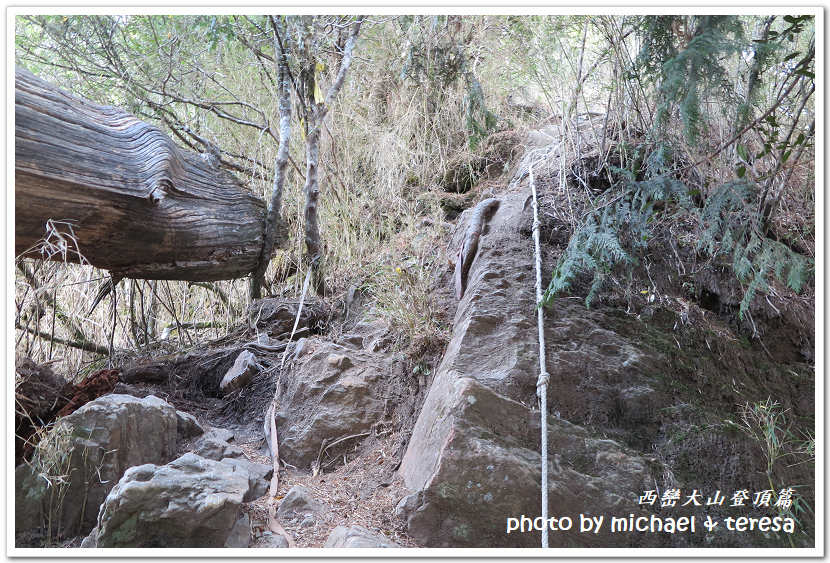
[15,67,266,281]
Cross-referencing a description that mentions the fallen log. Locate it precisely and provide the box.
[15,67,267,281]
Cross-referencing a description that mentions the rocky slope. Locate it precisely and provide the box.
[15,125,814,550]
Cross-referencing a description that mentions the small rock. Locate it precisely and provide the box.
[337,334,365,350]
[260,531,289,548]
[326,354,353,371]
[224,514,251,548]
[394,492,421,520]
[194,428,244,461]
[176,410,204,439]
[300,516,316,528]
[111,382,149,398]
[289,337,309,361]
[80,528,98,548]
[277,486,326,519]
[219,350,259,396]
[323,525,400,548]
[365,332,393,353]
[219,457,273,502]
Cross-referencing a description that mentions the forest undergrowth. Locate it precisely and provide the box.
[15,13,815,409]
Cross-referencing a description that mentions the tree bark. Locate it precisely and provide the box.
[251,18,292,299]
[300,16,363,294]
[15,67,266,282]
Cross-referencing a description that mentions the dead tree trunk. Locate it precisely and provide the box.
[15,67,266,282]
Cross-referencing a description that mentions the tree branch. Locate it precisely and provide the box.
[324,16,364,107]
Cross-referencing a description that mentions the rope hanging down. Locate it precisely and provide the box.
[530,159,551,548]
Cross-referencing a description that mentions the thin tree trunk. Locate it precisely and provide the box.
[299,16,363,295]
[302,121,326,294]
[251,20,293,299]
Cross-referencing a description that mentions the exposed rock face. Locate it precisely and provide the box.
[274,343,389,469]
[323,525,401,548]
[398,192,656,548]
[15,394,178,537]
[93,453,252,548]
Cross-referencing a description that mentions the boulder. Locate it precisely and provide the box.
[218,350,259,396]
[276,486,326,520]
[15,394,178,537]
[273,344,388,469]
[398,192,657,547]
[224,514,251,548]
[93,453,252,548]
[323,525,400,548]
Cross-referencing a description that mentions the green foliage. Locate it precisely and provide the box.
[542,15,814,318]
[543,158,690,308]
[399,16,497,149]
[637,15,745,144]
[464,75,498,149]
[543,166,812,318]
[698,179,812,317]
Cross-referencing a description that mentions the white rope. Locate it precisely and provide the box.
[530,159,550,548]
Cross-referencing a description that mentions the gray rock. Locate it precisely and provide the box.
[219,350,259,396]
[218,457,273,502]
[260,531,289,548]
[336,334,365,349]
[288,337,309,361]
[209,427,236,443]
[176,410,204,439]
[224,514,251,548]
[95,453,251,548]
[300,516,316,528]
[276,486,325,519]
[80,527,98,548]
[120,362,169,384]
[193,428,244,461]
[111,382,150,398]
[398,192,656,548]
[273,344,387,469]
[394,492,420,520]
[14,463,48,534]
[323,525,400,548]
[15,394,178,536]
